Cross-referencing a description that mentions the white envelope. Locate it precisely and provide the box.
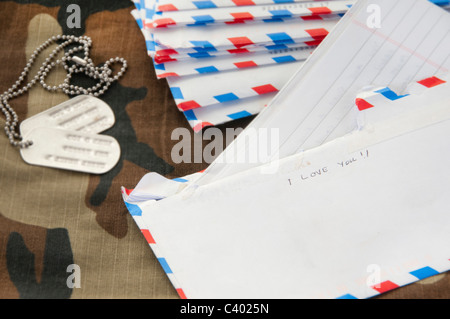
[167,61,303,110]
[155,0,342,12]
[154,46,315,78]
[151,18,338,53]
[147,0,354,28]
[131,78,450,299]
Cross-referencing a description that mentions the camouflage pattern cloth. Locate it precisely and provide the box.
[0,0,448,299]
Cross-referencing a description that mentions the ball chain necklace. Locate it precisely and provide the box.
[0,34,127,149]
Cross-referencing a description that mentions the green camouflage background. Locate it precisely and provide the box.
[0,0,448,299]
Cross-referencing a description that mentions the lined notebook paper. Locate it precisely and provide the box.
[192,0,450,187]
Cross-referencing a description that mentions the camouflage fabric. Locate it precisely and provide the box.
[0,0,448,299]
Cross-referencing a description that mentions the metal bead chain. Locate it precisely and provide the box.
[0,34,127,148]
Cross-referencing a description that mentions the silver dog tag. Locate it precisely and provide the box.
[20,95,115,136]
[20,127,121,174]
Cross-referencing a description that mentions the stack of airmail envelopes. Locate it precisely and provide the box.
[125,0,450,299]
[130,0,449,132]
[130,0,354,131]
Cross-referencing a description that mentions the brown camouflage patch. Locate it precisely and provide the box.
[0,0,447,300]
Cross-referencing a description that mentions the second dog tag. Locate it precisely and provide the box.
[20,127,121,174]
[20,95,115,136]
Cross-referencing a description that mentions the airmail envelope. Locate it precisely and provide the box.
[130,75,450,299]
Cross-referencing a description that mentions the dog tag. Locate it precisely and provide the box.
[20,95,115,136]
[20,127,121,174]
